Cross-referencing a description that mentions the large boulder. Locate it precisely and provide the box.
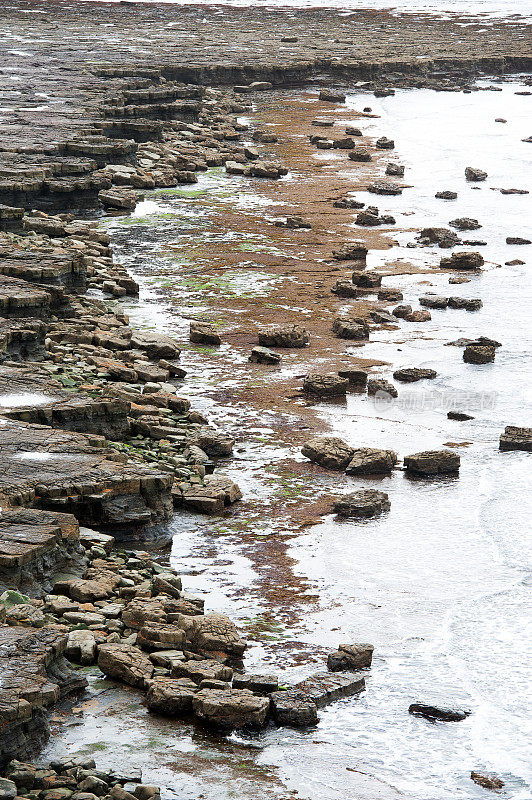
[270,689,319,727]
[172,660,233,684]
[327,643,374,672]
[189,612,247,657]
[192,688,270,729]
[137,623,186,651]
[65,630,97,665]
[332,317,369,340]
[146,677,196,715]
[97,644,154,688]
[404,450,460,475]
[463,345,495,364]
[129,331,180,360]
[367,378,398,398]
[440,252,484,270]
[301,436,354,470]
[257,324,309,348]
[499,425,532,451]
[334,489,391,518]
[331,242,368,262]
[465,167,487,181]
[189,321,221,345]
[303,373,348,397]
[345,448,397,475]
[121,598,167,630]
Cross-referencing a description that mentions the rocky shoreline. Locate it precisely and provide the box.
[0,1,531,797]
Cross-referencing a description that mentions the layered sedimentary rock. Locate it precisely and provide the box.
[0,627,86,766]
[0,419,173,529]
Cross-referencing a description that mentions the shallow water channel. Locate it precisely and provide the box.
[43,80,531,800]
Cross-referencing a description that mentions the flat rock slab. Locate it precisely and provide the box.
[409,702,471,722]
[0,365,130,439]
[0,275,61,319]
[499,425,532,452]
[294,671,366,707]
[0,248,85,291]
[270,689,319,727]
[393,368,437,382]
[0,419,172,529]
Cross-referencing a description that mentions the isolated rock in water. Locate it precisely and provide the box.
[409,702,471,722]
[404,450,460,475]
[192,688,270,729]
[386,163,405,176]
[448,297,482,311]
[334,489,391,518]
[303,373,349,397]
[418,227,460,247]
[301,436,355,470]
[345,125,363,136]
[506,236,531,245]
[449,217,481,231]
[332,317,369,340]
[319,89,346,103]
[465,167,487,181]
[471,772,505,791]
[378,287,403,302]
[98,644,154,688]
[393,304,412,318]
[419,295,448,309]
[448,411,474,421]
[345,448,397,475]
[376,136,395,149]
[332,241,368,262]
[393,368,437,382]
[249,346,281,364]
[463,345,495,363]
[327,643,374,672]
[337,368,369,386]
[440,251,484,270]
[435,190,458,199]
[348,148,372,162]
[499,425,532,452]
[270,689,319,727]
[367,378,398,398]
[367,181,403,196]
[146,677,196,716]
[405,310,432,322]
[258,324,309,348]
[190,612,247,656]
[189,321,221,345]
